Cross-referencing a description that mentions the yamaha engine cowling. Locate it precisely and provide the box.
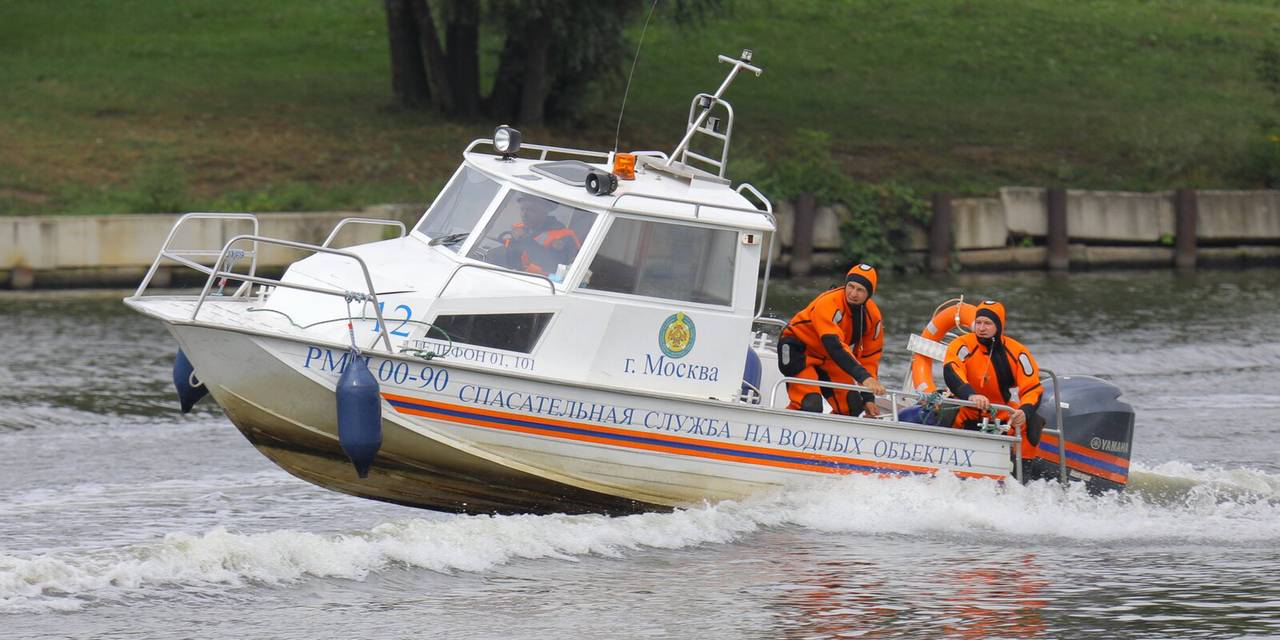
[1024,375,1134,493]
[335,350,382,478]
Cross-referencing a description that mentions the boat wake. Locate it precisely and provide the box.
[1040,342,1280,379]
[4,463,1277,613]
[1128,460,1280,504]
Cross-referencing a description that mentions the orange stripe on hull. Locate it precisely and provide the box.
[382,392,1006,481]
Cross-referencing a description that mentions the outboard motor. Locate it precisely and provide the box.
[1025,375,1134,493]
[335,349,382,478]
[173,349,209,414]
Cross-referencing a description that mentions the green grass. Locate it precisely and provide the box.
[2,0,1278,214]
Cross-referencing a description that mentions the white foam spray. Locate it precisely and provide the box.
[3,465,1277,613]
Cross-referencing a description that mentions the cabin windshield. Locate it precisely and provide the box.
[466,190,597,280]
[414,166,501,250]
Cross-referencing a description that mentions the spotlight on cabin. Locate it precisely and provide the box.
[493,125,522,161]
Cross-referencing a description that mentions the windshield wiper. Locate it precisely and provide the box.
[428,232,470,247]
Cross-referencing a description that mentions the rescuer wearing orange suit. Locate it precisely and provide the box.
[493,195,580,276]
[777,264,886,416]
[942,300,1045,457]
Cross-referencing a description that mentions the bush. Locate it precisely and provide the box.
[839,181,930,269]
[1243,133,1280,188]
[749,129,930,270]
[1247,43,1280,187]
[124,163,189,213]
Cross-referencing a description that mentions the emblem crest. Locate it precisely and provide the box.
[659,312,696,358]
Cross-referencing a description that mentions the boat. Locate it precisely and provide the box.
[125,51,1135,515]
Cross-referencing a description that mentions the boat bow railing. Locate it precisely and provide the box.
[133,212,409,297]
[188,234,396,353]
[768,377,1026,480]
[130,212,397,354]
[133,212,261,297]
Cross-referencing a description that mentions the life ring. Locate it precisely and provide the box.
[910,302,977,393]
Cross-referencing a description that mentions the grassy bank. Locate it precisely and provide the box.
[2,0,1278,215]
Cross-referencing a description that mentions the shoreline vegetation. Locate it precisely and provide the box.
[4,1,1280,264]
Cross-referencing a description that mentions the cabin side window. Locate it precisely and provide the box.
[465,191,597,280]
[414,166,501,251]
[579,217,736,306]
[430,313,554,353]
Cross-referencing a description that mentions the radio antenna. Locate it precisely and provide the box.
[614,0,660,153]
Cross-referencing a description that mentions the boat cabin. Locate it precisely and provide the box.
[263,135,774,404]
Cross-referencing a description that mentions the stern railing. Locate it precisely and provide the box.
[768,377,1026,481]
[1038,368,1069,485]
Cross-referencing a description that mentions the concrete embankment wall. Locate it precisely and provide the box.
[0,205,424,289]
[771,187,1280,271]
[4,188,1280,288]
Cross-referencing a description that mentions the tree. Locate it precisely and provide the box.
[383,0,711,125]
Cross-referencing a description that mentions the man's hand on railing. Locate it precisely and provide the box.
[861,377,886,396]
[969,394,991,411]
[1008,409,1027,431]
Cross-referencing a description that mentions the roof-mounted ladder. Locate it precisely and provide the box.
[667,51,763,178]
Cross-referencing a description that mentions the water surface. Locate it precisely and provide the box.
[3,269,1279,639]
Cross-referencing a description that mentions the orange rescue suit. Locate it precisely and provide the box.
[942,303,1043,458]
[779,283,883,415]
[506,220,580,275]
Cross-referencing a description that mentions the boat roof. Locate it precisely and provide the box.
[460,146,776,233]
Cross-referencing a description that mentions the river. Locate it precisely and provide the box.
[2,268,1279,639]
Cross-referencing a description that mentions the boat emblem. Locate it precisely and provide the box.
[659,312,696,358]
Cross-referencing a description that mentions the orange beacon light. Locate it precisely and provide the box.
[612,153,637,180]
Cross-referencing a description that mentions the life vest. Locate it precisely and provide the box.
[506,221,580,274]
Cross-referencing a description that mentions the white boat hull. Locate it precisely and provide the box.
[156,304,1016,515]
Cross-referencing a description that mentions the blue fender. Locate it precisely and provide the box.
[336,350,382,478]
[173,349,209,414]
[741,348,763,401]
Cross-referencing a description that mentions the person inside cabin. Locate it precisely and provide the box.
[942,299,1045,458]
[776,263,887,416]
[489,194,581,277]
